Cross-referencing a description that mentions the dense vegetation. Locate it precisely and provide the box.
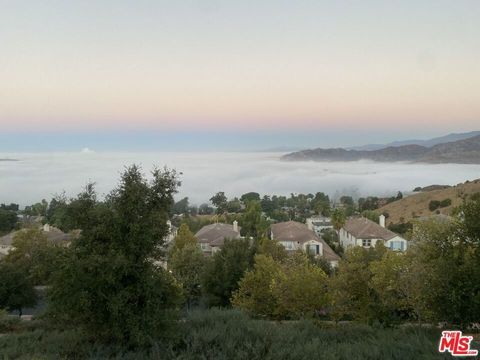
[0,309,456,359]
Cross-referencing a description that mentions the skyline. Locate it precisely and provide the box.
[1,1,479,147]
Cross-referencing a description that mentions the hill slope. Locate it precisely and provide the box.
[350,130,480,151]
[282,134,480,164]
[377,179,480,225]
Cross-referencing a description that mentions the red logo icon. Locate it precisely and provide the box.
[439,331,478,357]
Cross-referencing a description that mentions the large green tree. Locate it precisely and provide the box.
[48,166,182,346]
[202,238,254,307]
[168,224,205,308]
[0,262,37,316]
[240,201,270,239]
[232,253,329,320]
[0,209,17,234]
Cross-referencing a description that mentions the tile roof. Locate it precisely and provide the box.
[0,227,73,246]
[343,217,398,240]
[195,223,241,247]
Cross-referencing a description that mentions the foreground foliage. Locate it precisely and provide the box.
[47,166,183,346]
[0,309,455,359]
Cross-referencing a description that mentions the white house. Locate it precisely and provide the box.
[270,221,340,267]
[306,216,333,235]
[339,215,407,251]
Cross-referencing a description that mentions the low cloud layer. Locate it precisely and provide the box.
[1,152,479,207]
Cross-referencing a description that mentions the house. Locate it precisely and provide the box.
[306,216,333,235]
[270,221,340,267]
[0,223,74,256]
[339,215,407,251]
[195,221,242,255]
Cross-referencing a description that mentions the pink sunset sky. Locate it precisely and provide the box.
[0,1,479,138]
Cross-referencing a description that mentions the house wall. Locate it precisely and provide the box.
[0,244,12,256]
[340,229,407,251]
[385,236,408,251]
[302,240,323,256]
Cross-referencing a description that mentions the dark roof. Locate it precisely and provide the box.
[271,221,340,262]
[195,223,241,247]
[343,217,398,240]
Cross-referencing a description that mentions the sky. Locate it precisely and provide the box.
[1,0,479,151]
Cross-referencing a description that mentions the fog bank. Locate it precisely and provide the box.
[1,152,479,207]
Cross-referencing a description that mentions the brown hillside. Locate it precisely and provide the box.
[377,179,480,225]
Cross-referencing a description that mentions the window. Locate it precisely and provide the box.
[362,239,371,247]
[307,244,320,255]
[200,243,210,251]
[390,241,403,251]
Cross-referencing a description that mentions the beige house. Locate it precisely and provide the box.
[195,221,242,255]
[339,215,407,251]
[270,221,340,267]
[0,224,74,257]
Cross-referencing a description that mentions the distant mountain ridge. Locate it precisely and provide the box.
[282,134,480,164]
[348,131,480,151]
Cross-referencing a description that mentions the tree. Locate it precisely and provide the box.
[226,198,242,213]
[232,253,329,320]
[0,262,37,316]
[168,224,205,308]
[330,245,386,323]
[170,223,197,251]
[0,203,19,211]
[231,254,281,318]
[24,199,48,216]
[370,251,411,324]
[202,239,254,307]
[210,192,228,214]
[48,166,183,346]
[256,238,288,262]
[312,192,330,216]
[240,201,270,238]
[331,208,346,238]
[172,197,189,215]
[5,228,65,285]
[240,192,260,204]
[272,253,329,319]
[198,203,215,215]
[0,209,17,234]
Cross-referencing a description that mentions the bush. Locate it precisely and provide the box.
[429,200,440,211]
[429,199,452,211]
[0,309,455,359]
[0,311,21,333]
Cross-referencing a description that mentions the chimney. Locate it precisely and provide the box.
[379,215,385,228]
[43,223,50,232]
[233,220,238,233]
[306,218,313,231]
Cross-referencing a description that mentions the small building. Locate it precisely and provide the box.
[195,221,242,255]
[270,221,340,267]
[306,216,333,235]
[339,215,407,251]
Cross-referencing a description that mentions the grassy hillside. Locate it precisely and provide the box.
[378,179,480,225]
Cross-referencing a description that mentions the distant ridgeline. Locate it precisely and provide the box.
[282,134,480,164]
